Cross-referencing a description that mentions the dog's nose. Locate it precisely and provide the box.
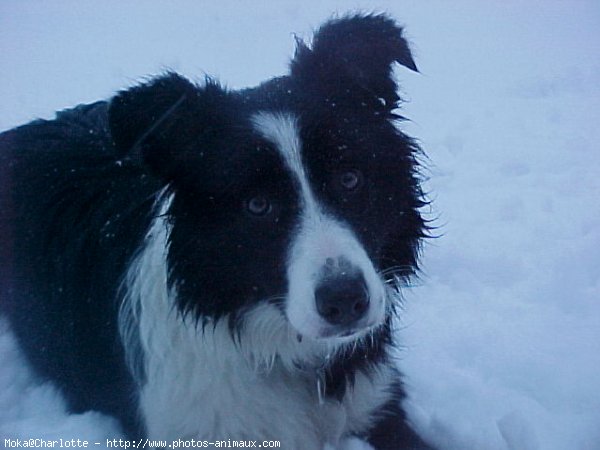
[315,272,370,326]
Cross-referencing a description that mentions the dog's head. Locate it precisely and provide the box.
[111,14,426,363]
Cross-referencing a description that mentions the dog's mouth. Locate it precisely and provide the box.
[295,329,358,342]
[317,321,373,339]
[294,316,382,342]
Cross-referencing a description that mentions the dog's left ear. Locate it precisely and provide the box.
[291,14,417,110]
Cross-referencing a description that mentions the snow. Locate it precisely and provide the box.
[1,1,599,449]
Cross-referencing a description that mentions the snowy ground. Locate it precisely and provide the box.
[1,1,599,449]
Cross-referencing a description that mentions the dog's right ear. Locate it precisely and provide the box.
[108,72,230,184]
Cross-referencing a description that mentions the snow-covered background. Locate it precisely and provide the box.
[1,1,599,449]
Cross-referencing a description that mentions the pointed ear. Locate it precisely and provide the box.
[108,72,231,183]
[291,14,417,109]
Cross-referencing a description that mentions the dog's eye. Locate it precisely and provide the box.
[339,169,363,191]
[246,195,272,216]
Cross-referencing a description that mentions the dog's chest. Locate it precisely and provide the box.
[138,328,389,449]
[142,360,337,446]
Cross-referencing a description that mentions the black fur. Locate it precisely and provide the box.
[0,102,155,435]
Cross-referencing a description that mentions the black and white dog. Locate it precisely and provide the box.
[0,14,430,450]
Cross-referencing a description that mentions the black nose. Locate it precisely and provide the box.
[315,273,370,326]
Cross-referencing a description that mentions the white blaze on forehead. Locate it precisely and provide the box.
[251,112,318,213]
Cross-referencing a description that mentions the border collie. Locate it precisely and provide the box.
[0,14,430,450]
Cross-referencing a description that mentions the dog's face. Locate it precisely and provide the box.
[110,15,425,347]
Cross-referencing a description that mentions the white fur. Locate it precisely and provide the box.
[251,112,386,340]
[251,112,318,214]
[119,193,396,448]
